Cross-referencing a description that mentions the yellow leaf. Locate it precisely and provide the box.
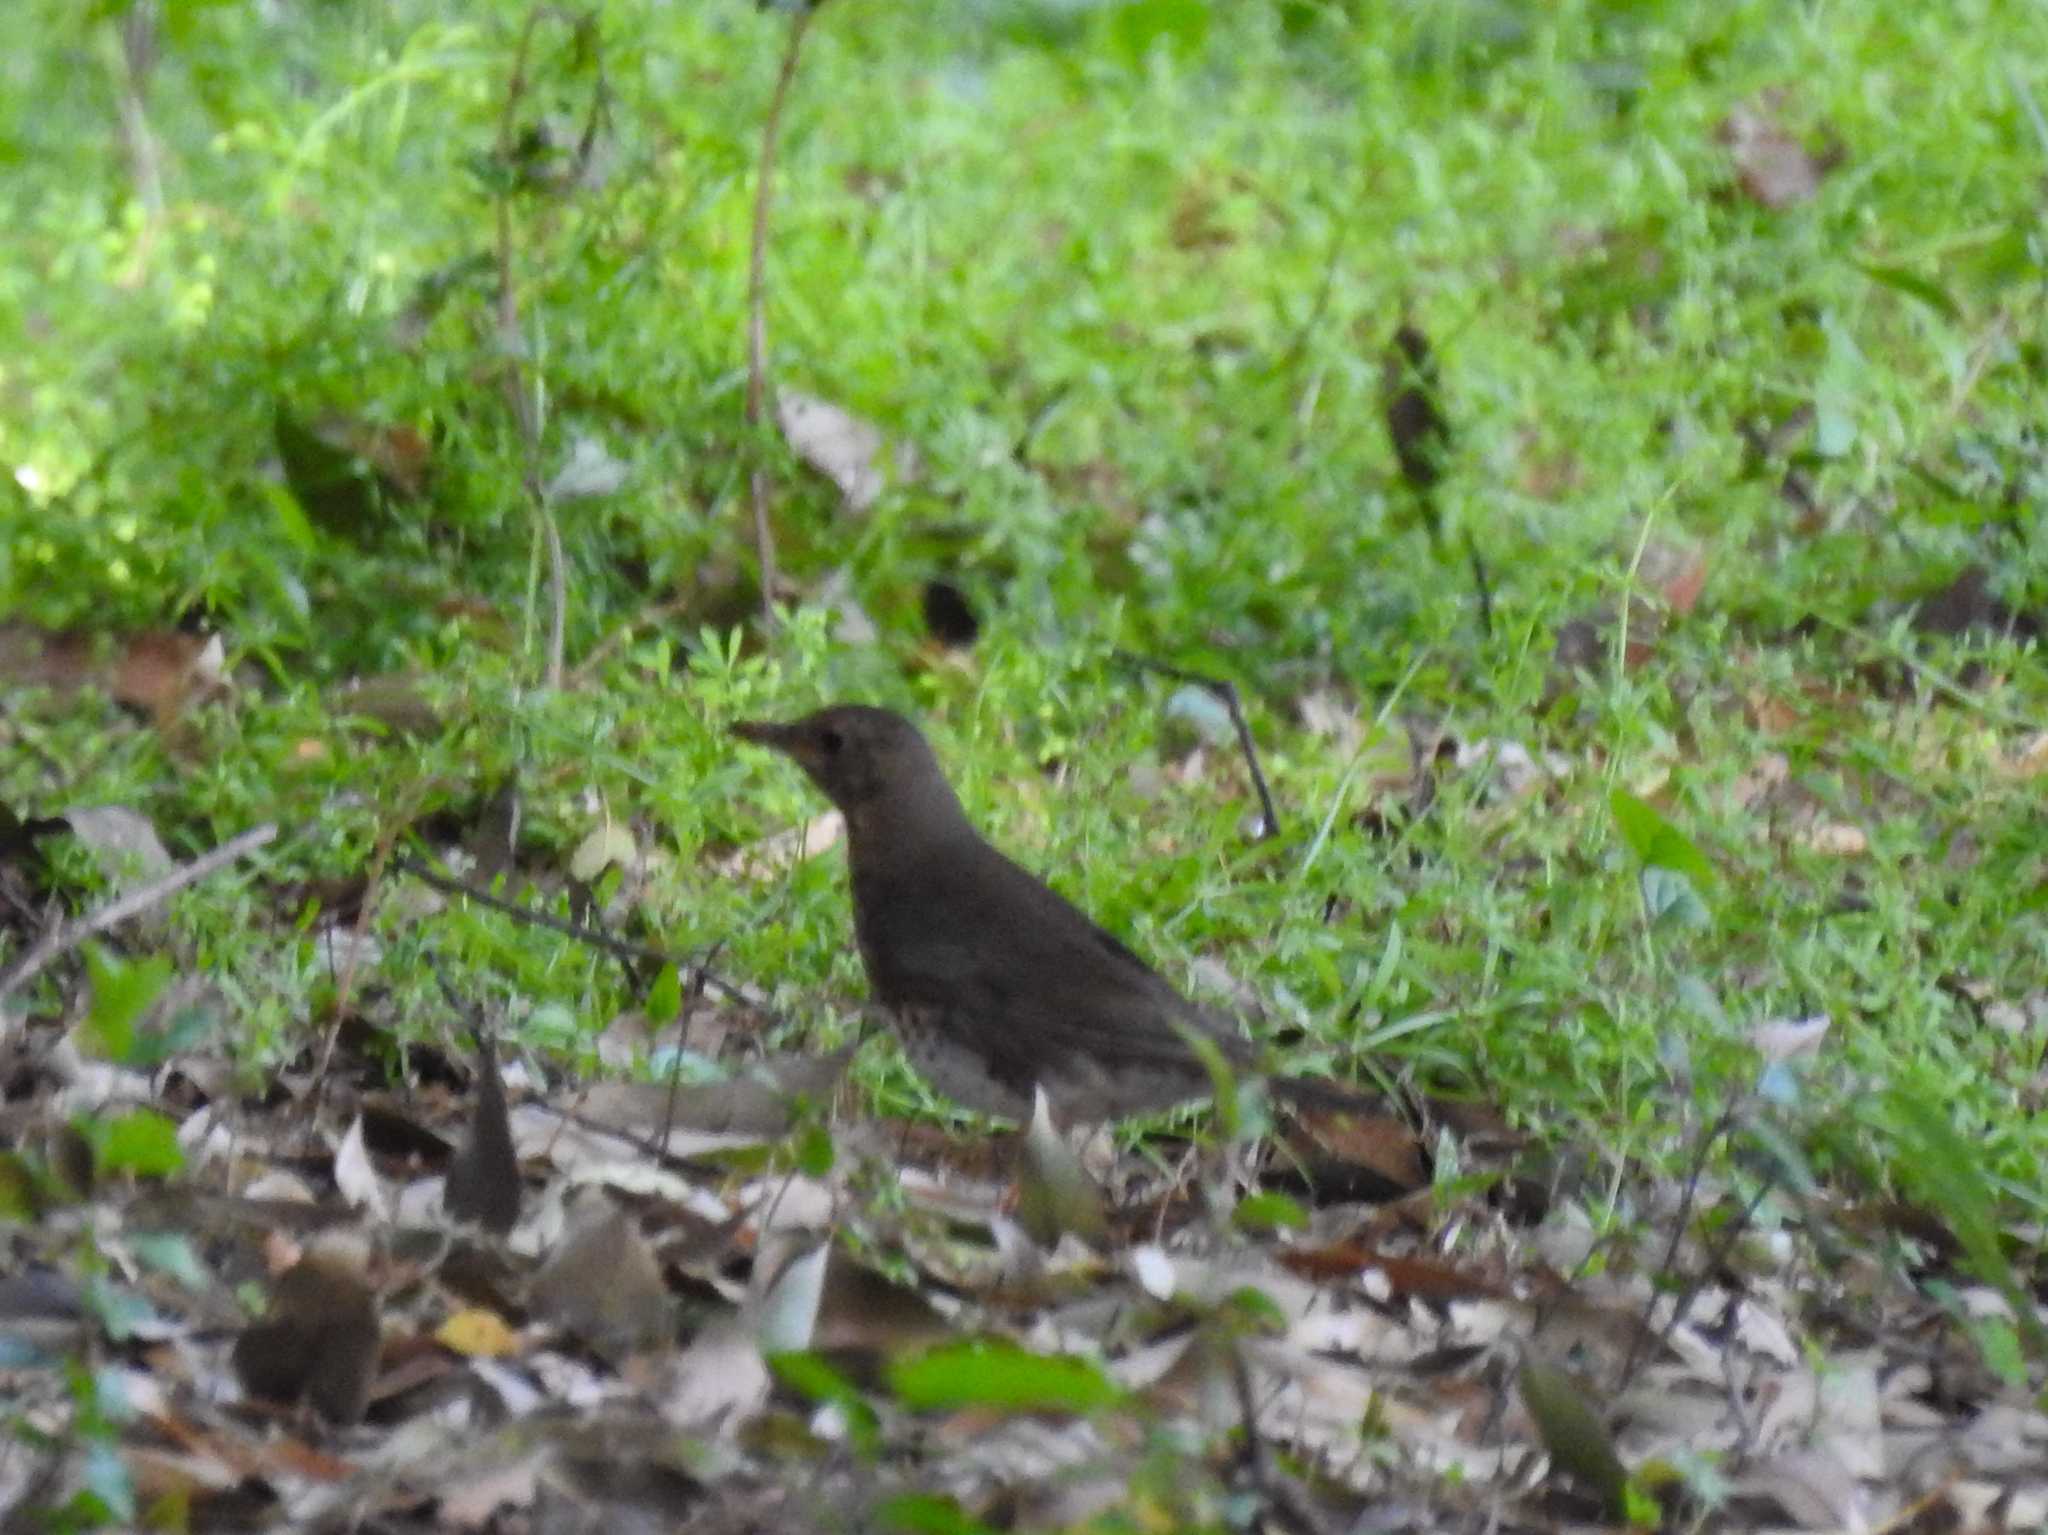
[437,1307,519,1358]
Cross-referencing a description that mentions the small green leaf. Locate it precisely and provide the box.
[874,1492,1000,1535]
[770,1351,880,1455]
[1609,790,1713,883]
[1232,1192,1310,1232]
[1853,261,1963,323]
[81,1439,137,1523]
[887,1339,1124,1414]
[1639,865,1710,930]
[770,1349,862,1406]
[0,1154,42,1222]
[83,1276,161,1344]
[792,1121,836,1177]
[1887,1083,2048,1364]
[81,947,174,1067]
[1105,0,1213,68]
[1173,1019,1242,1139]
[129,1232,210,1290]
[88,1110,185,1178]
[1519,1355,1629,1518]
[647,962,683,1024]
[1813,399,1857,458]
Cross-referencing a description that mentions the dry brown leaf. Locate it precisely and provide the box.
[528,1202,671,1355]
[777,391,894,515]
[721,811,844,880]
[2001,732,2048,779]
[1639,536,1709,616]
[1750,1014,1831,1064]
[1717,94,1843,210]
[443,1036,521,1236]
[1799,822,1868,857]
[332,1115,391,1220]
[231,1244,383,1425]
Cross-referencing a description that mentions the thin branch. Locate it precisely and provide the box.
[0,823,277,1002]
[1463,525,1495,640]
[109,2,164,221]
[1113,651,1281,840]
[494,4,581,688]
[745,4,824,632]
[1228,1342,1330,1535]
[392,853,783,1026]
[1616,1103,1740,1390]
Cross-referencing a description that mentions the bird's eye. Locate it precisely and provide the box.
[819,728,844,755]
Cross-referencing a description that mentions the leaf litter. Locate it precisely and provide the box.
[4,702,2048,1531]
[4,922,2047,1535]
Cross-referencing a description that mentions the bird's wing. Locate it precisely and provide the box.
[853,841,1241,1085]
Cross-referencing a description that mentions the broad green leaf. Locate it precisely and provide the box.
[1609,790,1713,883]
[1519,1355,1628,1519]
[647,962,682,1024]
[81,947,174,1067]
[874,1492,999,1535]
[888,1339,1123,1413]
[89,1110,185,1178]
[1853,262,1963,323]
[1232,1191,1309,1232]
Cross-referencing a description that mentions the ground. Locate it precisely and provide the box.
[3,1,2047,1529]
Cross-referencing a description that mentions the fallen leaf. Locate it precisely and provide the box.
[333,1115,391,1220]
[1016,1087,1108,1250]
[1798,822,1867,857]
[777,391,889,515]
[544,433,628,502]
[721,811,844,880]
[1716,94,1843,210]
[529,1202,671,1356]
[1749,1015,1831,1064]
[231,1242,382,1425]
[436,1307,520,1359]
[444,1036,521,1236]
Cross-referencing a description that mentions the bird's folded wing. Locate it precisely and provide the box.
[854,845,1243,1083]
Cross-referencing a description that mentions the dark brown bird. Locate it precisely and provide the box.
[734,705,1361,1122]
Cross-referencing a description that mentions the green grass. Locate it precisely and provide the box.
[5,0,2048,1225]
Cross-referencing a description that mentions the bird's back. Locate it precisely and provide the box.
[849,826,1240,1111]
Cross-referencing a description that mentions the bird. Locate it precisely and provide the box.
[732,704,1366,1122]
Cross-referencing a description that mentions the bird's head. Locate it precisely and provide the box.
[732,704,960,827]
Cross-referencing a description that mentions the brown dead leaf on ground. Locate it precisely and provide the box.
[775,390,919,516]
[2,879,2044,1533]
[1717,91,1846,210]
[0,622,226,727]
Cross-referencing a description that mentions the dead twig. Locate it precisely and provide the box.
[0,823,277,1002]
[745,3,828,631]
[1615,1102,1740,1390]
[1228,1342,1330,1535]
[1113,651,1282,840]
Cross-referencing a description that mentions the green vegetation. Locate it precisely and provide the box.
[6,0,2048,1321]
